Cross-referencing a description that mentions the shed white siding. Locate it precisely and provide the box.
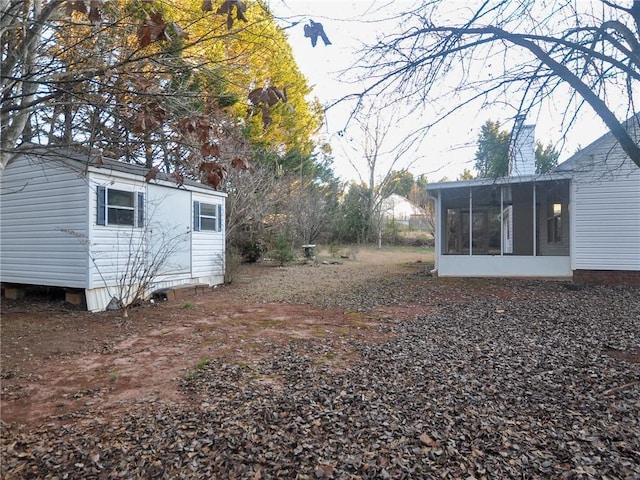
[87,175,147,290]
[0,154,89,287]
[191,191,225,284]
[2,147,227,312]
[84,175,227,310]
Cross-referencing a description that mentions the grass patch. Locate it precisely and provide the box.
[256,318,283,328]
[385,245,434,254]
[345,311,366,324]
[196,358,210,370]
[184,358,210,382]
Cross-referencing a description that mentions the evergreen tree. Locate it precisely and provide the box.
[385,169,414,197]
[474,120,560,178]
[458,168,474,180]
[474,120,510,177]
[535,141,560,174]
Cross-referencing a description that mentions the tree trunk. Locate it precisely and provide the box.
[0,0,53,175]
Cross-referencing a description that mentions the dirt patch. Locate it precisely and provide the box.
[0,248,433,429]
[604,347,640,363]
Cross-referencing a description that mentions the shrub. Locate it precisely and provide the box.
[270,234,294,266]
[224,247,243,283]
[240,239,267,263]
[329,242,341,258]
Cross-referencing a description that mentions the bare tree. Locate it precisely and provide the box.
[108,223,189,318]
[285,177,335,246]
[223,163,283,249]
[343,101,419,245]
[352,1,640,168]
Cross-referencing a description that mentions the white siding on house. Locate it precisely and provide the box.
[191,191,225,283]
[87,176,147,289]
[0,155,89,287]
[572,166,640,270]
[564,122,640,271]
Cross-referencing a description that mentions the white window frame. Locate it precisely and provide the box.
[193,201,222,232]
[97,186,144,227]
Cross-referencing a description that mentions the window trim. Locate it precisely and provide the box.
[96,186,144,228]
[193,201,223,232]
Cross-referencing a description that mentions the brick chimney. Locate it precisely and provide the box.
[509,115,536,176]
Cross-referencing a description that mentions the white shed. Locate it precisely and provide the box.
[381,194,429,228]
[0,145,227,311]
[427,115,640,284]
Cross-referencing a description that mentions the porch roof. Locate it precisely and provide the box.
[426,171,571,193]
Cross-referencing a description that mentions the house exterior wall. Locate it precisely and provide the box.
[191,191,225,285]
[2,150,227,312]
[85,173,226,311]
[0,154,89,288]
[569,139,640,272]
[573,269,640,286]
[428,115,639,282]
[87,174,147,291]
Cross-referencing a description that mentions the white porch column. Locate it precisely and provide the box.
[500,186,504,256]
[468,188,473,256]
[533,183,537,257]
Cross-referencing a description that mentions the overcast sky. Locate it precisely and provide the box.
[269,1,614,183]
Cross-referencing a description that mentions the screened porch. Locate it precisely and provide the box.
[430,177,572,277]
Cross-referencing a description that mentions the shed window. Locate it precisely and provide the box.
[193,201,222,232]
[97,186,144,227]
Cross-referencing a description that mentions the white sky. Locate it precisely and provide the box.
[269,1,616,183]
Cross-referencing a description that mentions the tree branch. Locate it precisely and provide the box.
[488,26,640,168]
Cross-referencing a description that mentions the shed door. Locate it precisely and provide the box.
[147,185,191,275]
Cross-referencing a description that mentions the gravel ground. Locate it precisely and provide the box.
[1,253,639,479]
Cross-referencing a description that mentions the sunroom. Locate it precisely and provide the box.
[427,174,572,277]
